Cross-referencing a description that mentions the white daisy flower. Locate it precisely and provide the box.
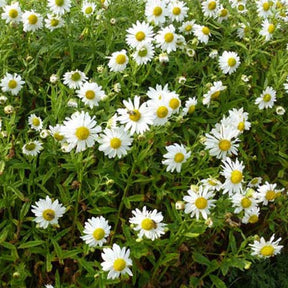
[250,234,283,258]
[203,81,226,106]
[126,21,154,49]
[257,0,274,18]
[193,24,211,45]
[162,143,191,173]
[182,97,197,116]
[229,0,247,8]
[183,185,216,220]
[22,10,43,32]
[159,52,169,63]
[76,82,105,108]
[98,126,133,159]
[237,23,249,39]
[221,157,245,195]
[1,2,22,24]
[28,114,43,131]
[226,108,251,134]
[204,124,239,160]
[100,0,110,8]
[255,86,277,109]
[248,177,262,188]
[201,0,220,18]
[81,1,96,18]
[259,19,276,41]
[63,70,87,89]
[60,111,101,153]
[47,0,72,15]
[219,51,240,75]
[217,5,229,22]
[145,0,167,26]
[22,140,43,156]
[81,216,111,247]
[165,91,181,114]
[236,2,248,14]
[276,106,285,115]
[155,24,178,54]
[31,196,66,229]
[101,244,133,280]
[129,206,166,241]
[49,124,66,143]
[0,72,25,96]
[132,42,155,65]
[108,50,129,72]
[256,181,283,205]
[147,98,172,126]
[147,84,170,101]
[230,190,258,214]
[200,177,222,192]
[0,0,6,8]
[168,0,188,22]
[179,20,195,34]
[241,206,260,224]
[45,14,65,31]
[117,96,154,135]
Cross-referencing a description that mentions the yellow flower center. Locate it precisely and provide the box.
[164,32,174,43]
[208,1,217,10]
[265,190,276,201]
[195,197,208,209]
[238,4,245,11]
[42,209,55,221]
[32,118,40,126]
[25,142,36,151]
[71,72,81,81]
[218,139,231,151]
[260,245,275,257]
[174,152,184,163]
[241,197,252,208]
[202,27,210,35]
[75,126,90,140]
[54,132,64,141]
[28,14,38,25]
[262,2,270,11]
[93,228,105,240]
[8,79,17,89]
[172,7,181,15]
[85,7,93,14]
[263,94,271,102]
[268,24,275,34]
[156,106,168,118]
[185,25,192,32]
[230,170,243,184]
[169,98,180,110]
[135,31,145,41]
[188,105,195,114]
[141,218,156,230]
[153,6,162,16]
[9,9,18,19]
[113,258,126,272]
[248,215,258,224]
[110,137,122,149]
[116,54,126,65]
[228,58,236,67]
[51,19,59,27]
[220,9,228,17]
[129,109,141,122]
[237,121,245,131]
[138,48,148,57]
[208,179,217,186]
[85,90,95,100]
[55,0,64,6]
[211,90,220,100]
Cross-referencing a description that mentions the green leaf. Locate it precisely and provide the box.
[19,240,45,249]
[209,275,227,288]
[193,252,211,266]
[184,233,200,238]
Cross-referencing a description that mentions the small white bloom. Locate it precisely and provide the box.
[108,50,129,72]
[250,234,283,258]
[219,51,240,75]
[147,97,172,126]
[276,106,285,115]
[256,181,283,205]
[183,185,216,220]
[22,140,43,156]
[49,124,66,143]
[0,73,25,96]
[49,74,59,84]
[129,206,166,240]
[47,0,72,15]
[201,0,220,18]
[259,19,276,41]
[101,244,133,280]
[133,42,155,65]
[76,82,105,108]
[230,190,258,214]
[255,86,277,109]
[159,52,169,63]
[200,177,222,192]
[45,14,65,31]
[226,107,251,134]
[179,20,195,34]
[81,1,96,18]
[203,81,226,106]
[193,24,211,44]
[241,206,260,224]
[145,0,167,26]
[22,10,43,32]
[81,216,111,247]
[256,0,274,18]
[162,143,191,173]
[155,24,178,54]
[31,196,66,229]
[168,0,188,22]
[217,5,229,22]
[248,177,262,188]
[1,2,22,24]
[28,114,43,131]
[63,70,87,89]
